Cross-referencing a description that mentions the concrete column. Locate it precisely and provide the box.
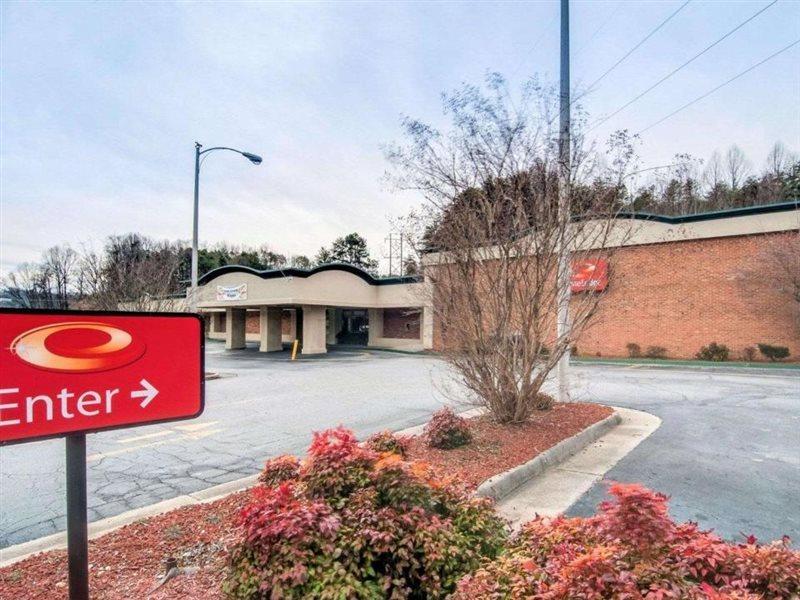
[421,304,434,350]
[212,312,225,334]
[301,305,327,354]
[367,308,384,347]
[259,307,283,352]
[226,307,246,350]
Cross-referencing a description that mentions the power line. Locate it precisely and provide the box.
[579,0,691,97]
[587,0,779,133]
[573,1,624,59]
[637,38,800,134]
[509,12,558,81]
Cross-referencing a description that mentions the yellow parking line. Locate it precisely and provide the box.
[183,428,225,440]
[116,430,172,444]
[88,439,170,462]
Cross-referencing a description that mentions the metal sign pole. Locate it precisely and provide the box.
[66,434,89,600]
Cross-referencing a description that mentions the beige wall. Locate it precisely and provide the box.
[197,269,422,310]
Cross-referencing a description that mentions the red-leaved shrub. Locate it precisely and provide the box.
[258,454,300,487]
[424,406,472,449]
[225,426,507,598]
[364,429,412,457]
[454,483,799,599]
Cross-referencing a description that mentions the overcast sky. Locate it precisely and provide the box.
[1,0,798,274]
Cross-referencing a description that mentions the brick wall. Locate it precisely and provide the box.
[576,232,799,360]
[383,308,421,339]
[246,311,259,334]
[431,232,799,360]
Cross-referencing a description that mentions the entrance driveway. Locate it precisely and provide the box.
[567,365,800,543]
[1,344,798,548]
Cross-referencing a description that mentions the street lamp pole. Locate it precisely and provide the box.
[189,142,262,312]
[556,0,572,403]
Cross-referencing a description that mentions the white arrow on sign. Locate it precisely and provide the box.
[131,379,159,408]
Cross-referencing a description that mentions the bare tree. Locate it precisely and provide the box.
[2,245,77,308]
[725,145,750,191]
[761,232,800,304]
[2,263,50,308]
[81,234,184,311]
[386,75,633,423]
[42,245,78,309]
[765,141,795,177]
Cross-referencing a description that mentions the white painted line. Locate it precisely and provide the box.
[173,421,218,432]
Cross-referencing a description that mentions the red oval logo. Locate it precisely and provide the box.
[10,322,146,373]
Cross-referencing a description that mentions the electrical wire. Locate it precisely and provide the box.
[579,0,691,98]
[587,0,779,133]
[637,38,800,134]
[573,1,624,59]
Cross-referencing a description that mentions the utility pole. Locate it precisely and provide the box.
[385,233,394,276]
[556,0,572,403]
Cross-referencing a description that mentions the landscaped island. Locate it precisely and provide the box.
[1,405,796,599]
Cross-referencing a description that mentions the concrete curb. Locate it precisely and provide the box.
[0,409,482,568]
[475,411,623,501]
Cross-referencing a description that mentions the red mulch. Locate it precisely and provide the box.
[0,402,611,599]
[0,493,248,600]
[408,402,613,490]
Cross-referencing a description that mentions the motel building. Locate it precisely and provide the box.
[196,264,431,354]
[194,201,799,359]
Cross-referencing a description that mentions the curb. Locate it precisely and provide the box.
[572,358,800,374]
[475,410,623,501]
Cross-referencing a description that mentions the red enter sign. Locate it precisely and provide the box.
[0,310,204,445]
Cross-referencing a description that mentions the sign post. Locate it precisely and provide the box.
[0,309,204,599]
[66,434,89,600]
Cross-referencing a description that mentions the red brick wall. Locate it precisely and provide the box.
[383,308,421,339]
[246,311,259,334]
[576,232,799,360]
[431,232,800,360]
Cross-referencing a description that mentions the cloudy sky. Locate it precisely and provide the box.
[1,0,798,274]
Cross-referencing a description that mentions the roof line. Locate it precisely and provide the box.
[198,262,419,287]
[607,200,799,224]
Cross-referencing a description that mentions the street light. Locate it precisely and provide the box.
[190,142,262,312]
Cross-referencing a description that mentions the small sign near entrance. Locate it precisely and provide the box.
[0,310,204,445]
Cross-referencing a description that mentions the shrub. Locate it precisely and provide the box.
[626,342,642,358]
[758,343,791,362]
[696,342,730,362]
[259,454,300,487]
[645,345,668,359]
[534,392,554,411]
[225,426,507,599]
[424,406,472,449]
[453,483,800,599]
[742,346,757,362]
[364,429,411,457]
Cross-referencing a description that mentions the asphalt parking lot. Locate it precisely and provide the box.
[1,342,798,548]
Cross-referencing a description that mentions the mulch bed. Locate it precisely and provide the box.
[0,402,611,599]
[408,402,613,490]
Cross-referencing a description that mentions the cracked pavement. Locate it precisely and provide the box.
[1,342,798,547]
